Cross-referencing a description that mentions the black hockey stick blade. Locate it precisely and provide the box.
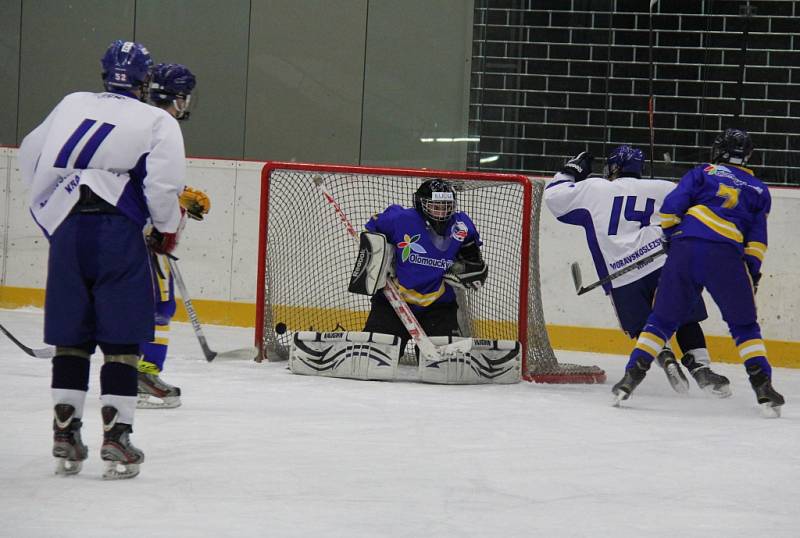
[570,262,583,293]
[575,248,666,296]
[0,322,55,359]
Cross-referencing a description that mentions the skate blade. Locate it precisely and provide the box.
[702,384,732,399]
[611,391,629,407]
[102,461,140,480]
[759,402,782,419]
[137,395,181,409]
[664,364,690,394]
[54,458,83,476]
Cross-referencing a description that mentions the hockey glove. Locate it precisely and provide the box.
[660,232,671,253]
[179,186,211,221]
[147,227,180,255]
[750,271,762,295]
[561,151,593,182]
[444,260,488,291]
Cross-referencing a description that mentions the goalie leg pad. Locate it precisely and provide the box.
[348,232,394,296]
[419,337,521,384]
[290,331,400,381]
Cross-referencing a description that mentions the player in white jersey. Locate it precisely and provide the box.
[136,63,210,409]
[544,145,730,397]
[18,40,186,479]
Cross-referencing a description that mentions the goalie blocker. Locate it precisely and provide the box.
[348,232,394,296]
[290,332,520,384]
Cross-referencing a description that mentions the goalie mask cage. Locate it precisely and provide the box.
[256,161,605,384]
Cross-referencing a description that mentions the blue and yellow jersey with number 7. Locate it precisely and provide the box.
[659,163,770,277]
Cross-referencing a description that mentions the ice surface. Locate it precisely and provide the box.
[0,308,798,538]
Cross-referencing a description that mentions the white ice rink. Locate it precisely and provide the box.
[0,307,798,538]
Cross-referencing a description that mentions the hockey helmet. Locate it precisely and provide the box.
[413,179,456,235]
[149,63,197,120]
[606,145,645,180]
[711,128,753,165]
[101,40,153,94]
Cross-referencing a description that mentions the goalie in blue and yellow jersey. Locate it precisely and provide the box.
[357,179,487,353]
[612,128,784,417]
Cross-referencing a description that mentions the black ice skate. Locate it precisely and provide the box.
[611,357,651,406]
[137,372,182,409]
[746,365,785,418]
[656,348,690,394]
[52,404,88,476]
[681,353,732,398]
[100,406,144,479]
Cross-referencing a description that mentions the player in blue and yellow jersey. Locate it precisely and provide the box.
[361,179,487,351]
[611,128,784,417]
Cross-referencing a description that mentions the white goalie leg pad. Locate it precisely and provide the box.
[289,331,401,381]
[419,337,521,384]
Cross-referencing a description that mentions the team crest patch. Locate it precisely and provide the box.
[451,221,468,242]
[703,164,736,180]
[398,233,427,262]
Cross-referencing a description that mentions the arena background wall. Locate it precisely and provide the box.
[1,150,798,367]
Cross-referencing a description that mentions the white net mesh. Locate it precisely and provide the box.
[257,163,604,383]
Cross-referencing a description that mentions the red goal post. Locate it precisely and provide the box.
[255,161,605,384]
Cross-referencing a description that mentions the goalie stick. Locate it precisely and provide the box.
[0,322,55,359]
[312,175,471,361]
[166,256,258,362]
[571,247,666,296]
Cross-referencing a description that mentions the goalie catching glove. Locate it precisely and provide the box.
[179,186,211,221]
[348,232,394,296]
[443,239,487,290]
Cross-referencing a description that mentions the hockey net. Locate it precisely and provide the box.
[255,162,605,383]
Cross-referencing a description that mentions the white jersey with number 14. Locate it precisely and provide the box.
[543,172,676,290]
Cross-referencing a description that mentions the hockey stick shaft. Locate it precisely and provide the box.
[313,176,443,361]
[166,256,217,361]
[0,321,55,359]
[573,247,666,295]
[165,256,257,362]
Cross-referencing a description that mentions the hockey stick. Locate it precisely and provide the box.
[312,175,470,361]
[165,256,258,362]
[648,0,657,178]
[570,247,666,296]
[0,321,55,359]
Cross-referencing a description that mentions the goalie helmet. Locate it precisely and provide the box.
[711,128,753,165]
[606,145,645,180]
[149,63,197,120]
[413,179,456,235]
[101,40,153,94]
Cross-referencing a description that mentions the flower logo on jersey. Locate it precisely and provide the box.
[451,220,469,242]
[398,234,427,262]
[704,164,736,180]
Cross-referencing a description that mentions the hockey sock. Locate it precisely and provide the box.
[683,347,711,367]
[675,322,706,355]
[100,361,139,425]
[140,341,167,373]
[744,356,771,379]
[52,354,90,419]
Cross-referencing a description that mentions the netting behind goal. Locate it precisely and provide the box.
[256,162,605,383]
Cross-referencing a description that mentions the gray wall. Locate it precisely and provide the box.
[0,0,473,170]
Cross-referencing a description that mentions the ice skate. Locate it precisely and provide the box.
[100,406,144,479]
[681,353,731,398]
[656,348,690,394]
[611,358,650,407]
[747,366,785,418]
[52,404,88,476]
[137,371,182,409]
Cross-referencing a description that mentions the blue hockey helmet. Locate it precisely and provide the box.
[414,179,457,235]
[149,63,197,120]
[711,128,753,165]
[101,40,153,93]
[606,144,645,180]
